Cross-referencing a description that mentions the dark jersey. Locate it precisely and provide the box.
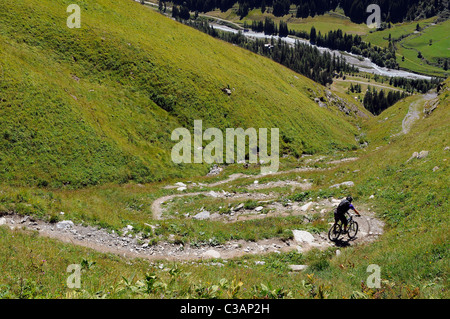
[336,199,354,215]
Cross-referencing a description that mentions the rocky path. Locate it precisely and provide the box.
[0,154,385,263]
[0,208,383,261]
[401,92,437,134]
[154,159,358,220]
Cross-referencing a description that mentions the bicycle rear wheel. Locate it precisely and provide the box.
[347,221,358,239]
[328,223,341,241]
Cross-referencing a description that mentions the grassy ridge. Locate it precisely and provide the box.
[0,0,366,188]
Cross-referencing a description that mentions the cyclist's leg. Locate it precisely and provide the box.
[340,213,348,232]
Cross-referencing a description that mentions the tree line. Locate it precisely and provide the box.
[167,0,448,22]
[363,86,408,115]
[244,17,398,69]
[184,19,358,86]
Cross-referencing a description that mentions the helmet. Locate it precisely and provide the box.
[346,196,353,202]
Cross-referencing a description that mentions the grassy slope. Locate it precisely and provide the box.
[0,0,367,189]
[0,0,448,299]
[0,82,448,299]
[205,6,370,35]
[363,17,449,77]
[402,20,450,62]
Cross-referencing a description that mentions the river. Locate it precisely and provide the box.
[210,24,432,80]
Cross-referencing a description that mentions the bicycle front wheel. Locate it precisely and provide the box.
[328,223,341,241]
[347,221,358,239]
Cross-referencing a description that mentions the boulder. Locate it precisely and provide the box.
[175,182,186,187]
[407,150,429,162]
[417,150,429,159]
[207,191,220,198]
[300,202,314,211]
[330,181,354,188]
[288,265,308,272]
[207,165,223,176]
[193,210,211,220]
[203,249,221,259]
[56,220,74,230]
[254,206,264,212]
[0,217,6,226]
[292,230,315,245]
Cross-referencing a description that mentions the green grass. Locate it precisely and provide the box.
[362,17,436,48]
[402,20,450,63]
[0,0,367,189]
[363,17,448,77]
[206,7,370,35]
[0,0,448,300]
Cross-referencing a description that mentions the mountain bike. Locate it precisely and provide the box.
[328,212,359,242]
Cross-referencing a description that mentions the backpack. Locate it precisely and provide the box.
[336,199,351,215]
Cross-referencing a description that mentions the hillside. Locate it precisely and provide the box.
[0,0,448,302]
[0,0,368,189]
[0,80,447,299]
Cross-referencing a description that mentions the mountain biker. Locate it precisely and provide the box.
[334,196,360,233]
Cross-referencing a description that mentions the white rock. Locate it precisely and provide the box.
[369,195,375,199]
[126,225,133,231]
[193,210,210,220]
[292,230,315,245]
[417,150,429,159]
[336,249,341,256]
[207,191,220,198]
[56,220,74,230]
[177,187,187,191]
[255,261,266,265]
[288,265,308,271]
[0,217,6,226]
[203,249,221,259]
[175,182,186,187]
[330,181,355,188]
[254,206,264,212]
[300,202,313,211]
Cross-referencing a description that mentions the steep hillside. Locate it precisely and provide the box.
[0,0,367,188]
[0,82,447,299]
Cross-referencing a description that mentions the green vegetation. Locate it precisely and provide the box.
[363,17,449,77]
[402,20,450,67]
[0,0,368,188]
[0,0,448,300]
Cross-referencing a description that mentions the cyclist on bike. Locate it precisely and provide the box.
[334,196,360,233]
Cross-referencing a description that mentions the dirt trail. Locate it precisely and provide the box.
[153,159,357,220]
[401,93,437,134]
[1,209,383,261]
[0,155,386,262]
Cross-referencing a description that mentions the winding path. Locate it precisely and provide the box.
[0,156,385,262]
